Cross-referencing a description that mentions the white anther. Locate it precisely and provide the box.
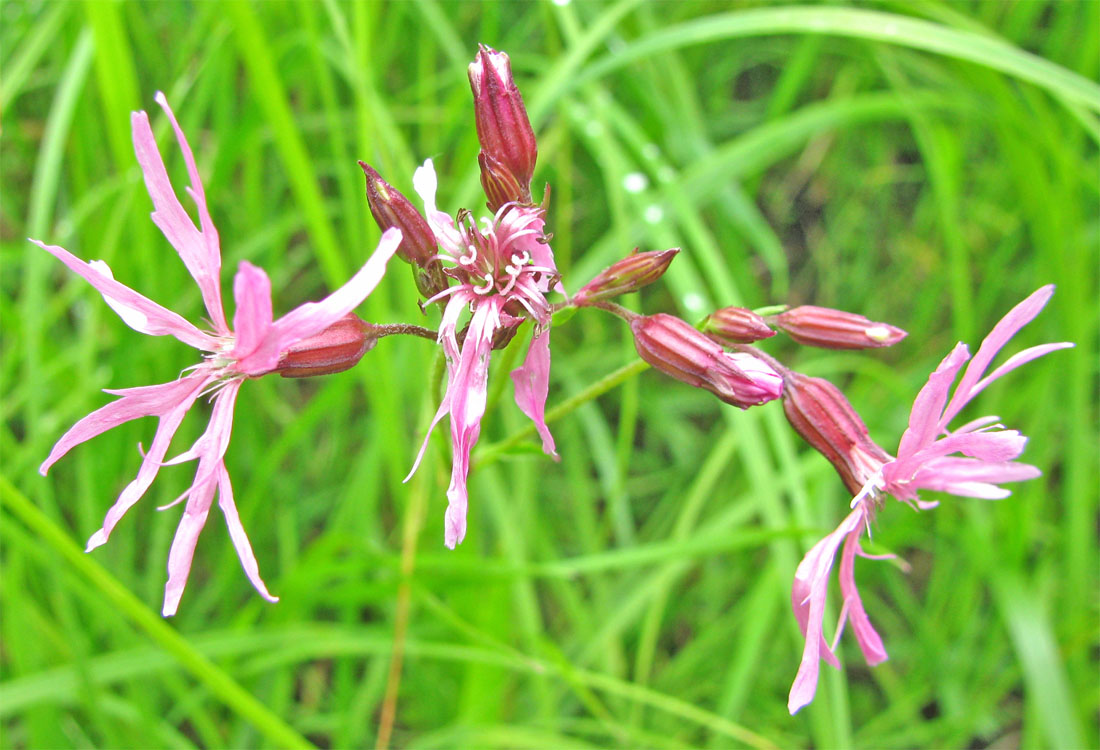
[472,273,495,295]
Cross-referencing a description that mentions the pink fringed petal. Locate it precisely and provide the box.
[162,379,242,495]
[32,240,214,350]
[942,285,1054,425]
[41,376,206,477]
[216,465,278,603]
[442,299,500,548]
[229,261,279,375]
[838,527,888,666]
[896,342,969,460]
[134,98,228,333]
[83,376,210,552]
[404,291,469,482]
[968,342,1074,402]
[160,380,244,616]
[271,228,402,349]
[910,457,1041,498]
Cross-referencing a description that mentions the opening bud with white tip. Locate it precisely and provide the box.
[772,306,906,349]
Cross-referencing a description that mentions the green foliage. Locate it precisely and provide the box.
[2,1,1096,747]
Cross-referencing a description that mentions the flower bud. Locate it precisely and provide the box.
[359,161,448,299]
[702,306,776,344]
[781,371,892,494]
[574,248,679,305]
[772,306,906,349]
[469,44,536,209]
[631,313,782,409]
[275,314,377,378]
[478,151,529,214]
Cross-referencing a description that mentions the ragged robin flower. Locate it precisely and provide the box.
[787,285,1073,713]
[35,92,401,615]
[404,158,560,549]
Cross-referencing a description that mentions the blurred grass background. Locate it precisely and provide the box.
[2,1,1097,748]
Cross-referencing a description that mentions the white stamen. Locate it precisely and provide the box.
[472,273,495,295]
[459,245,478,265]
[851,470,885,509]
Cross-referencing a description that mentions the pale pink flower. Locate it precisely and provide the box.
[788,285,1073,713]
[405,159,559,549]
[36,92,402,615]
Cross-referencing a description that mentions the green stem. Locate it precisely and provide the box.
[476,358,650,466]
[0,475,314,750]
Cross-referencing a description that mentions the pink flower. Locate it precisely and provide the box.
[36,92,402,615]
[788,285,1073,714]
[405,159,559,549]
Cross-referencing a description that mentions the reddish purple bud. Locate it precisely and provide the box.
[477,152,528,215]
[781,371,892,494]
[358,162,447,299]
[703,306,776,344]
[469,45,536,210]
[574,248,679,305]
[631,313,783,409]
[772,306,907,349]
[275,313,377,378]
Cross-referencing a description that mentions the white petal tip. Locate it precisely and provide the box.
[162,591,181,617]
[85,531,107,552]
[154,91,167,105]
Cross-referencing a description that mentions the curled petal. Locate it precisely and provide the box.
[511,212,562,295]
[789,505,867,715]
[510,327,557,458]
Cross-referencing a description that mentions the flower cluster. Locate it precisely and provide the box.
[34,45,1070,721]
[361,45,561,549]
